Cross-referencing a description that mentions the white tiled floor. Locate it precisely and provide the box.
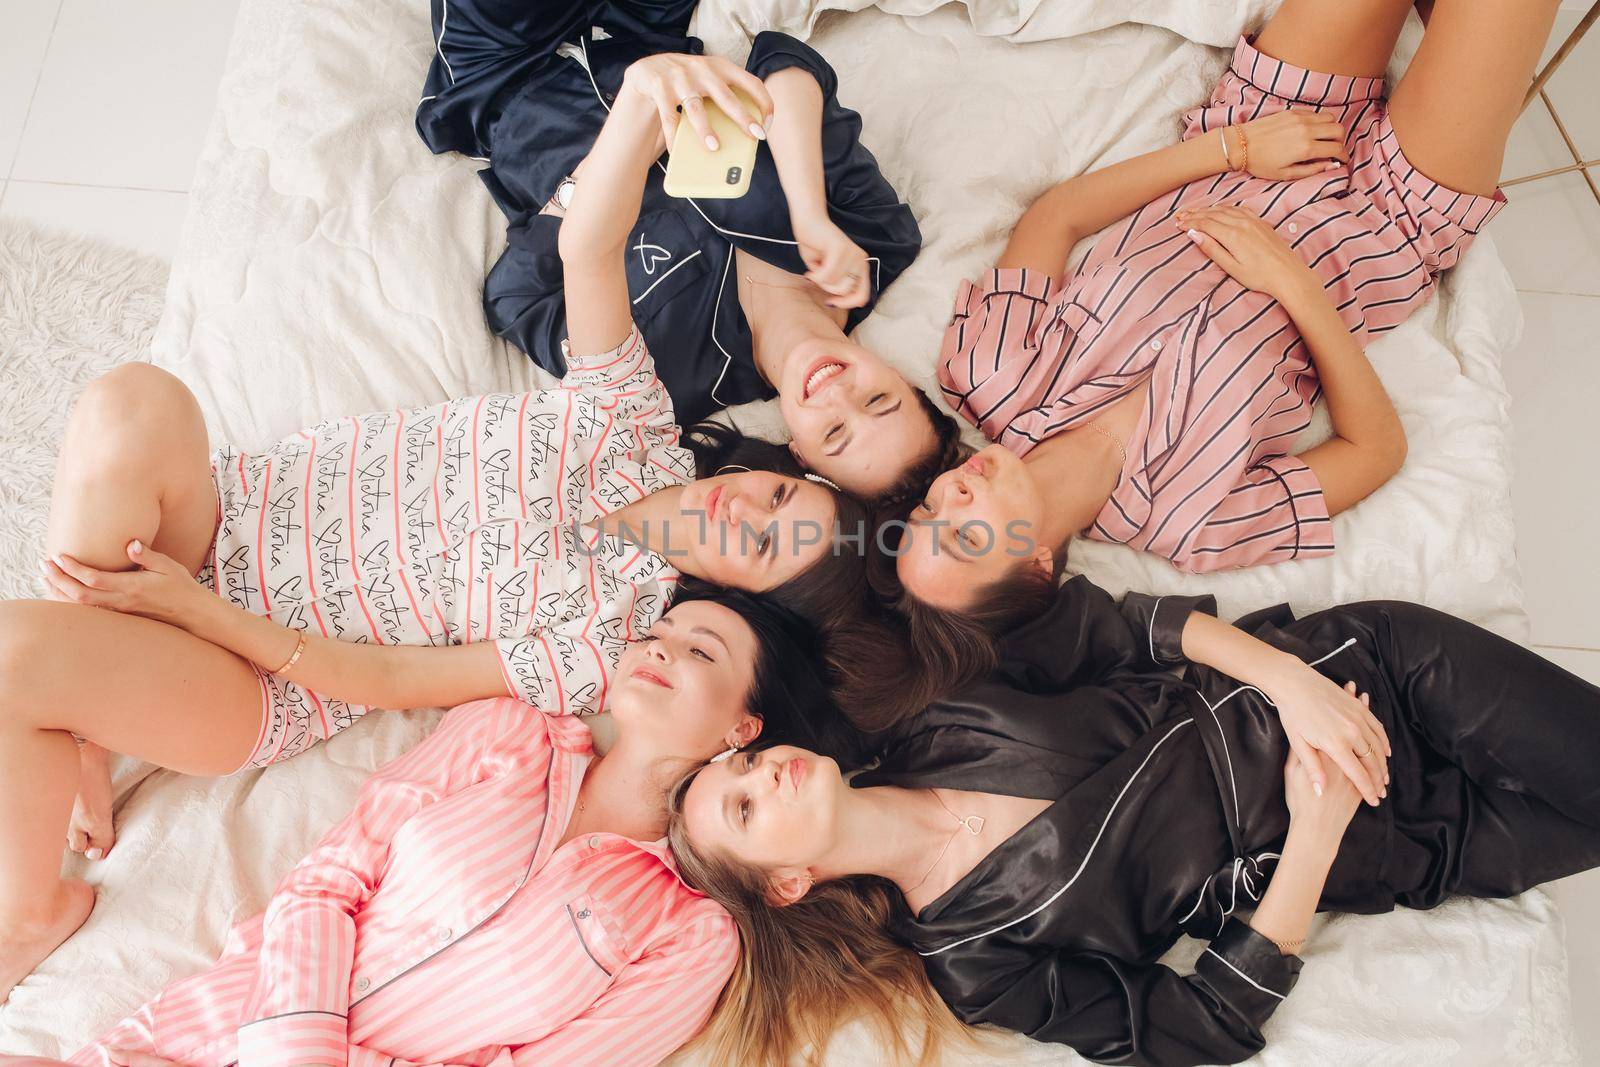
[2,0,1599,1060]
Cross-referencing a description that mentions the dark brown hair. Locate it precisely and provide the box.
[682,420,920,748]
[869,523,1064,706]
[866,389,970,516]
[665,763,975,1067]
[682,420,872,624]
[671,583,860,765]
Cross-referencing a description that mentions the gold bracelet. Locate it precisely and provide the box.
[1235,125,1249,174]
[272,632,308,676]
[1220,127,1234,170]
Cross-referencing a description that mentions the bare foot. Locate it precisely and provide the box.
[0,878,95,1003]
[66,742,116,860]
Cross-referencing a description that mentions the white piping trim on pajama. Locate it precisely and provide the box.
[632,249,704,303]
[1193,636,1360,855]
[1177,850,1281,927]
[1306,637,1357,668]
[435,1,455,85]
[709,248,737,405]
[920,719,1194,957]
[1147,595,1167,665]
[1203,947,1286,1000]
[1195,690,1242,825]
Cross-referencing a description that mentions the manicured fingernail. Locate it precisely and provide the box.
[1313,782,1323,797]
[87,848,103,861]
[1186,228,1201,242]
[130,539,143,553]
[1325,162,1338,171]
[749,123,766,139]
[704,135,719,151]
[38,560,50,574]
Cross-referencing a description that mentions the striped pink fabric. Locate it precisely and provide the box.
[199,327,690,768]
[938,36,1504,572]
[72,699,738,1067]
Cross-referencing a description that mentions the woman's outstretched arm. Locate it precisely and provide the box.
[1183,205,1407,515]
[999,111,1348,276]
[44,545,508,710]
[761,65,872,308]
[558,55,772,355]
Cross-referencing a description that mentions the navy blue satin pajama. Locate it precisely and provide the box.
[415,1,921,424]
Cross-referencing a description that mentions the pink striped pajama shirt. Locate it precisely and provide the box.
[72,697,739,1067]
[938,36,1504,572]
[195,326,692,768]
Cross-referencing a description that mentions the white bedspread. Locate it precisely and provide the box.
[1,0,1574,1062]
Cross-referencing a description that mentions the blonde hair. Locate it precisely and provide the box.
[665,764,973,1067]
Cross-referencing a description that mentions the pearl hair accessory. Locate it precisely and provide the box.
[709,746,740,764]
[803,472,840,491]
[715,464,753,475]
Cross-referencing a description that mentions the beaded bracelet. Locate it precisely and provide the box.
[1272,936,1305,956]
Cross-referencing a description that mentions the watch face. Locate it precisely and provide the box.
[556,178,576,209]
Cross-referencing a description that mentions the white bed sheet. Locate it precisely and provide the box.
[0,0,1574,1062]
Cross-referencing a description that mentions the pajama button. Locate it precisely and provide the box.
[438,927,452,941]
[588,835,601,849]
[1287,222,1299,234]
[355,977,370,992]
[1149,339,1163,351]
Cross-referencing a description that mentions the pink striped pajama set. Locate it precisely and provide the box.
[196,326,692,768]
[938,37,1505,572]
[71,697,739,1067]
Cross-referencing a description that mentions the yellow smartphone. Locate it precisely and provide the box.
[662,92,759,200]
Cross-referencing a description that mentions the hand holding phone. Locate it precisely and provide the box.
[664,91,761,199]
[621,54,770,138]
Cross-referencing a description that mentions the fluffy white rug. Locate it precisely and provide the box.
[0,222,169,600]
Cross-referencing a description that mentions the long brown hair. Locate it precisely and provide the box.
[684,421,910,742]
[868,521,1063,707]
[665,764,973,1067]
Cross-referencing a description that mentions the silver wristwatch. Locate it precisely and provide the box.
[553,175,577,210]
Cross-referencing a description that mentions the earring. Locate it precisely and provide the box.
[709,745,740,764]
[803,472,841,492]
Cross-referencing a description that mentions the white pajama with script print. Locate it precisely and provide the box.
[196,327,690,768]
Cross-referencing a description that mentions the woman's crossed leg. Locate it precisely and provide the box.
[0,364,260,1001]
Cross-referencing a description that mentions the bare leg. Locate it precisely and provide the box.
[0,599,262,1001]
[1253,0,1415,79]
[1387,0,1561,195]
[42,363,219,861]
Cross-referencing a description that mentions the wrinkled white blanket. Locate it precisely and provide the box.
[0,0,1573,1062]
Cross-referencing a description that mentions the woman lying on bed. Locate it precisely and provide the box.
[669,577,1600,1067]
[768,0,1548,569]
[415,0,964,508]
[881,0,1561,692]
[0,55,884,1002]
[37,589,851,1067]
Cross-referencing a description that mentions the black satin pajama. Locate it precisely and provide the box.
[859,577,1600,1066]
